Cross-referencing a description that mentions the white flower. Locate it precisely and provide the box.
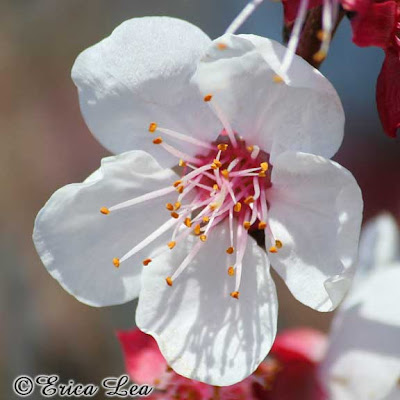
[320,214,400,399]
[33,17,363,385]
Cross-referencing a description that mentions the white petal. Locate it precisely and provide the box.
[192,34,344,162]
[357,213,400,279]
[136,223,277,386]
[320,266,400,400]
[267,151,363,312]
[33,151,178,306]
[72,17,220,166]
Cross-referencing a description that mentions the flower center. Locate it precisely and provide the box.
[100,98,283,299]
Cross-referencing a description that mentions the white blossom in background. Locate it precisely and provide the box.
[33,17,363,385]
[320,214,400,399]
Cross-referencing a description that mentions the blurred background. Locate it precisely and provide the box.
[1,0,399,398]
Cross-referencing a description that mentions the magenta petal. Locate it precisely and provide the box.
[376,47,400,138]
[271,328,327,364]
[351,0,396,48]
[282,0,322,23]
[116,328,167,385]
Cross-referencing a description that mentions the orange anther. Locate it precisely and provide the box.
[234,202,242,212]
[176,185,184,194]
[168,241,176,249]
[260,162,269,171]
[213,184,219,191]
[259,171,267,178]
[166,203,174,211]
[226,246,234,254]
[179,159,187,167]
[166,277,173,286]
[100,207,110,215]
[243,221,251,230]
[317,30,330,41]
[217,42,227,50]
[247,145,254,152]
[194,224,201,235]
[221,169,229,179]
[202,216,210,223]
[217,143,228,151]
[174,202,181,210]
[273,74,284,83]
[228,266,235,276]
[200,234,207,242]
[142,258,152,266]
[173,180,182,187]
[230,291,240,299]
[275,240,283,249]
[152,137,163,144]
[258,221,267,230]
[184,217,192,228]
[269,246,278,253]
[313,50,327,63]
[148,122,157,133]
[213,159,222,168]
[170,212,179,219]
[204,94,213,102]
[209,203,218,211]
[244,196,254,205]
[113,258,120,268]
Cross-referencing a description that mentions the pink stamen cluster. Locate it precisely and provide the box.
[101,110,283,299]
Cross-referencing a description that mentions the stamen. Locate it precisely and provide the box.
[170,212,179,219]
[100,207,110,215]
[155,126,215,150]
[228,266,235,276]
[168,241,176,249]
[269,246,278,253]
[148,122,157,133]
[166,277,173,286]
[227,157,241,172]
[200,234,207,242]
[275,239,283,249]
[234,202,242,212]
[279,0,309,76]
[184,217,192,228]
[174,202,181,210]
[204,94,213,102]
[153,137,163,145]
[260,162,268,171]
[244,196,254,205]
[253,176,261,200]
[217,143,228,151]
[221,169,229,179]
[113,258,120,268]
[160,142,201,165]
[230,291,240,299]
[118,218,178,263]
[176,186,184,194]
[142,258,152,266]
[251,145,260,159]
[179,159,187,167]
[193,224,201,235]
[205,99,238,148]
[243,221,251,230]
[217,42,228,50]
[203,216,210,223]
[109,186,176,212]
[170,241,204,281]
[166,203,174,211]
[224,0,265,34]
[226,246,234,254]
[258,221,267,230]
